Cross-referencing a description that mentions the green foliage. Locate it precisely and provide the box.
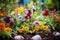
[46,0,57,10]
[0,0,17,11]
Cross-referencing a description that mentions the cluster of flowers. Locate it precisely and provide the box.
[0,2,60,36]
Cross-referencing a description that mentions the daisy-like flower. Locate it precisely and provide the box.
[18,15,24,21]
[35,26,40,31]
[24,27,29,31]
[42,26,48,30]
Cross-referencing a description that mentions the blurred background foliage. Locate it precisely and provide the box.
[46,0,60,11]
[0,0,17,12]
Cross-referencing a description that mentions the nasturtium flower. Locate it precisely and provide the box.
[0,23,5,30]
[16,7,24,14]
[4,27,12,32]
[42,26,48,30]
[19,28,24,33]
[35,26,40,31]
[18,15,24,21]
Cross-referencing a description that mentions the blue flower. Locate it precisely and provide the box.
[18,15,24,21]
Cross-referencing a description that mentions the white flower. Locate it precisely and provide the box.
[18,15,24,21]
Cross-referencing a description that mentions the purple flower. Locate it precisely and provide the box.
[52,9,56,16]
[27,13,30,16]
[4,16,10,23]
[34,21,39,26]
[10,22,14,27]
[28,10,32,14]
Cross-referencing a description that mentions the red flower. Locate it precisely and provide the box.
[55,16,60,21]
[25,16,29,20]
[43,9,49,16]
[0,23,5,30]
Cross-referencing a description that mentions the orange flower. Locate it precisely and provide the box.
[35,26,40,31]
[0,23,5,30]
[5,27,12,31]
[42,26,48,30]
[19,28,24,33]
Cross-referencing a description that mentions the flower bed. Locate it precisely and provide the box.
[0,0,60,40]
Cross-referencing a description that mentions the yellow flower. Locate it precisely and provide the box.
[16,7,24,14]
[42,26,48,30]
[39,21,44,25]
[24,27,29,31]
[19,28,24,33]
[35,26,40,31]
[11,11,15,15]
[29,30,33,33]
[4,27,12,31]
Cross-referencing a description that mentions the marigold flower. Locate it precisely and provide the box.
[42,26,48,30]
[19,28,24,33]
[17,7,24,14]
[0,23,5,30]
[35,26,40,31]
[4,27,12,31]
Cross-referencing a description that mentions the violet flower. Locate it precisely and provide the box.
[4,16,10,23]
[10,22,14,27]
[34,21,39,26]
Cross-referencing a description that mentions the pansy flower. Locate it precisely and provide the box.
[18,15,24,21]
[34,21,39,26]
[9,22,14,27]
[4,16,10,23]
